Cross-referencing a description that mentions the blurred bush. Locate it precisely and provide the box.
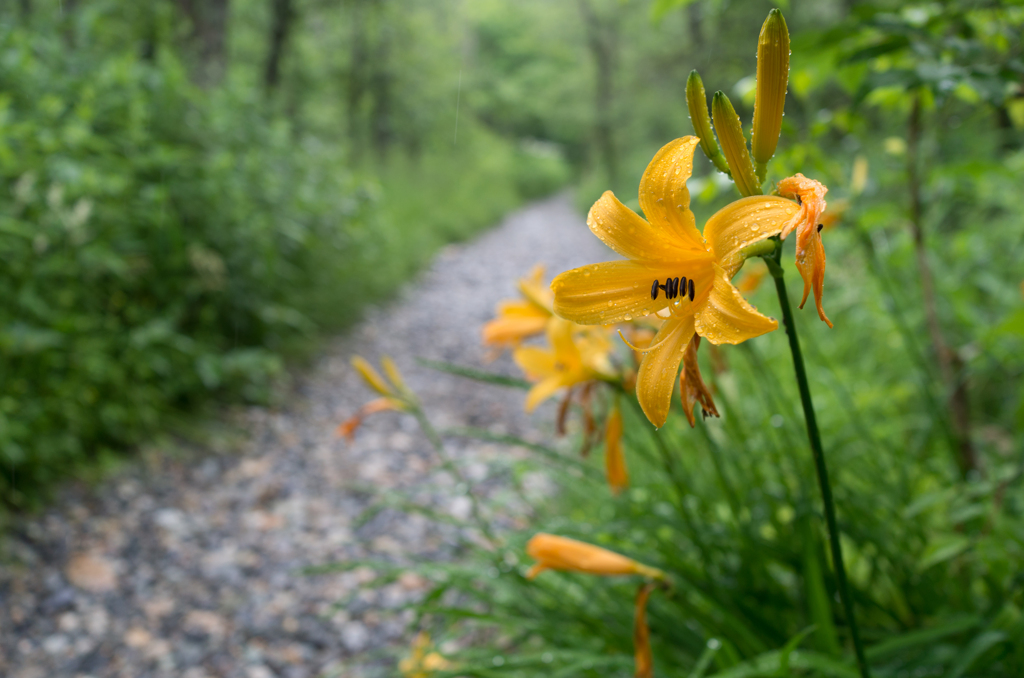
[0,4,569,508]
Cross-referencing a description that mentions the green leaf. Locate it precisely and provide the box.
[942,630,1007,678]
[918,535,972,571]
[866,615,981,660]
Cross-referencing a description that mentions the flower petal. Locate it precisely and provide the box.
[587,191,703,263]
[694,265,778,345]
[525,375,569,412]
[636,314,695,428]
[703,196,799,278]
[795,223,833,327]
[481,311,550,347]
[513,346,558,379]
[552,260,712,325]
[638,136,707,251]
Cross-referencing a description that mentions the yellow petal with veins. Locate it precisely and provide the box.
[703,196,798,278]
[587,191,702,263]
[695,265,778,345]
[552,260,713,325]
[637,137,707,251]
[636,314,695,428]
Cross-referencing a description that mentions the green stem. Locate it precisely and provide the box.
[764,245,871,678]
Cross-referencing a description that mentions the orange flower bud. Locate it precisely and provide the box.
[634,583,656,678]
[525,533,663,580]
[604,404,628,494]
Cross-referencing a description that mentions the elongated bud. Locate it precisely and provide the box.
[686,71,731,175]
[351,356,393,396]
[634,583,656,678]
[525,533,665,580]
[711,91,761,196]
[751,9,790,179]
[380,355,412,398]
[604,404,628,494]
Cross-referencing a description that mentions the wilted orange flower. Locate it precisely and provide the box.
[680,336,719,427]
[482,264,554,350]
[513,317,614,412]
[778,173,833,328]
[525,533,664,580]
[551,136,803,427]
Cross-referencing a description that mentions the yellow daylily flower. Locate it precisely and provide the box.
[513,317,614,412]
[481,264,554,350]
[551,136,801,427]
[525,533,664,580]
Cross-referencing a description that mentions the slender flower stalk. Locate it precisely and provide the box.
[763,242,871,678]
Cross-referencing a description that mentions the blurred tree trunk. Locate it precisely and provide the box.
[176,0,231,86]
[578,0,619,189]
[346,0,369,162]
[264,0,295,93]
[906,93,978,479]
[345,0,393,162]
[369,12,392,159]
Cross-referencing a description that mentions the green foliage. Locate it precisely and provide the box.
[316,1,1024,676]
[0,1,570,507]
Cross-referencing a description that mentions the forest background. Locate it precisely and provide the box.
[1,0,1024,629]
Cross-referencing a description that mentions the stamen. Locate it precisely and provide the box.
[617,328,676,353]
[688,278,695,301]
[817,223,824,233]
[650,280,659,300]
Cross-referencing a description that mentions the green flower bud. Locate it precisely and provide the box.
[711,91,761,197]
[686,71,730,176]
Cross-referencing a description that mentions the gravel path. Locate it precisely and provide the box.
[0,194,608,678]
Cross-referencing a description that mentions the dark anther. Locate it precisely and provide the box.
[670,277,680,298]
[688,278,695,301]
[651,280,659,300]
[817,223,824,233]
[796,195,802,206]
[681,276,687,296]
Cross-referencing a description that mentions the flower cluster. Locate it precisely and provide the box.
[342,9,842,678]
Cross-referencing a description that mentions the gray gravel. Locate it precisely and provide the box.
[0,193,608,678]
